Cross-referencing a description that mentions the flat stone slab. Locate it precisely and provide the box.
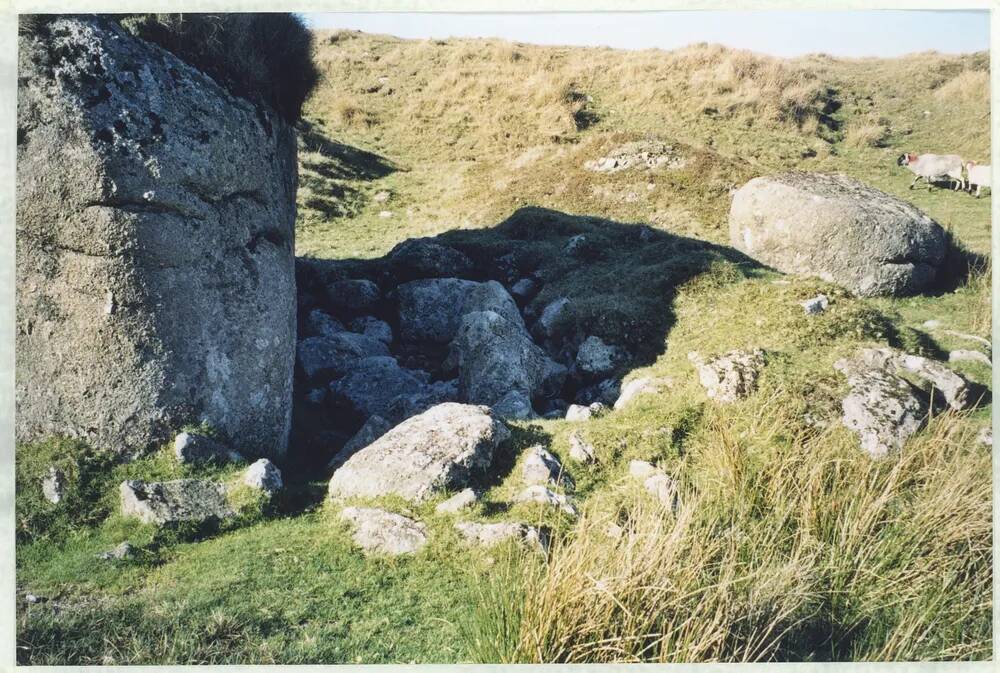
[120,479,234,525]
[340,507,428,556]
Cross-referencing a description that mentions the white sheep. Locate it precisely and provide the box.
[965,161,991,198]
[897,153,965,191]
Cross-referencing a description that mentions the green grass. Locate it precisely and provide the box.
[17,30,992,664]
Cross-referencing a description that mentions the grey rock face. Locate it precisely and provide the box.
[348,316,393,345]
[326,279,380,314]
[448,310,567,408]
[330,356,456,424]
[565,403,607,421]
[614,377,671,410]
[510,277,539,303]
[522,445,568,486]
[340,507,428,556]
[689,350,766,403]
[120,479,234,525]
[16,17,298,457]
[306,310,345,338]
[328,403,510,502]
[576,336,626,378]
[729,172,947,297]
[834,356,928,458]
[387,238,475,281]
[243,459,282,494]
[454,521,545,550]
[42,467,65,504]
[644,474,680,512]
[398,278,523,344]
[628,460,660,479]
[435,488,479,514]
[977,426,992,447]
[492,390,536,420]
[297,333,390,382]
[174,432,243,465]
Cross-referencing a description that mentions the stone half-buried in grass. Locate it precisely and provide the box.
[339,506,428,556]
[328,402,510,503]
[688,349,766,404]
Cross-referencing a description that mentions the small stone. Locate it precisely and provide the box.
[492,390,536,420]
[25,594,43,604]
[564,234,588,255]
[522,445,568,486]
[97,542,135,561]
[614,377,671,410]
[801,294,829,314]
[567,430,596,463]
[41,467,65,504]
[379,210,393,218]
[565,403,606,421]
[575,336,626,377]
[922,319,942,330]
[340,507,427,556]
[689,349,766,403]
[305,387,327,405]
[510,277,539,302]
[535,297,569,338]
[373,190,391,203]
[173,432,243,465]
[454,521,545,550]
[977,426,992,447]
[243,459,282,494]
[514,485,578,516]
[949,350,991,367]
[435,488,478,514]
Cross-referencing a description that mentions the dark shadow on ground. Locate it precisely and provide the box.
[284,206,769,483]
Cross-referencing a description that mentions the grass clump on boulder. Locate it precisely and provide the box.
[117,13,319,122]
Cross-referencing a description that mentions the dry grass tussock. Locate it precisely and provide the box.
[469,399,991,663]
[935,70,990,103]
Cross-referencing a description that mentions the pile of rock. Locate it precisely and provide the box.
[296,237,637,467]
[584,140,687,173]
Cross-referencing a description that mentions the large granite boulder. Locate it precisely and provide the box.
[729,172,947,297]
[447,310,567,410]
[16,17,298,457]
[387,238,475,281]
[397,278,523,344]
[330,356,457,424]
[328,403,510,502]
[296,333,389,382]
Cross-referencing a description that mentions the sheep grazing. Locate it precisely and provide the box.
[965,161,991,198]
[897,153,965,191]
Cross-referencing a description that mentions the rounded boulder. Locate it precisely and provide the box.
[729,172,947,297]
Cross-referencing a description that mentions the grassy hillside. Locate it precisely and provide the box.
[17,31,992,664]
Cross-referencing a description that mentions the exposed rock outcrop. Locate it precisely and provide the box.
[339,507,428,556]
[119,479,234,525]
[17,17,298,457]
[729,172,947,297]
